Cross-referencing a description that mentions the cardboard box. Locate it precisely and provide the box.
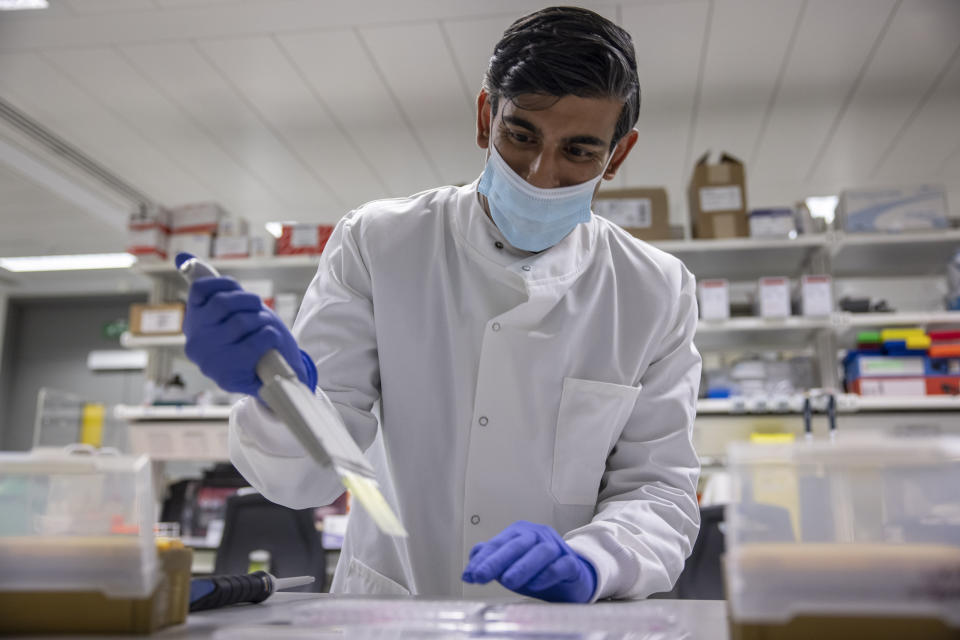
[749,208,796,238]
[128,205,170,232]
[594,188,671,241]
[217,216,249,237]
[213,236,250,259]
[837,185,949,233]
[756,277,790,318]
[800,275,833,316]
[129,303,184,336]
[126,227,168,260]
[688,152,748,239]
[168,232,212,260]
[276,224,334,255]
[698,279,730,320]
[169,202,227,234]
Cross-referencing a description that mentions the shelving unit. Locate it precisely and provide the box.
[120,229,960,463]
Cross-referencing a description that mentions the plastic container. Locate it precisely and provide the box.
[725,435,960,636]
[0,446,191,634]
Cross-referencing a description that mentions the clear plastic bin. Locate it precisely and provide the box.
[0,446,158,598]
[726,434,960,629]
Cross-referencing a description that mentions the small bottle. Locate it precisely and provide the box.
[247,549,271,574]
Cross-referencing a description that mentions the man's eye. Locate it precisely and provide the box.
[507,130,533,144]
[566,146,596,159]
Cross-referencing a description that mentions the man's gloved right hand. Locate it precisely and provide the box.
[183,276,316,398]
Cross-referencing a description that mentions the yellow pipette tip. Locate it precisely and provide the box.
[341,470,408,538]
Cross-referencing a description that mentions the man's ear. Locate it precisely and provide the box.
[476,90,492,150]
[603,128,639,180]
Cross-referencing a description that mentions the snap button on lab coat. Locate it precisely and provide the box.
[478,416,488,426]
[491,322,501,332]
[521,265,531,271]
[470,515,480,525]
[495,241,504,250]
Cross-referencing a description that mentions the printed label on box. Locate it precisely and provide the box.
[801,275,833,316]
[291,225,318,248]
[860,357,926,377]
[140,309,183,334]
[596,199,652,228]
[698,280,730,320]
[700,186,743,212]
[859,378,926,397]
[758,277,790,318]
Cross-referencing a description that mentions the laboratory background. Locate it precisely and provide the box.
[0,0,959,638]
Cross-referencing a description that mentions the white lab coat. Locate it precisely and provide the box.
[230,179,702,600]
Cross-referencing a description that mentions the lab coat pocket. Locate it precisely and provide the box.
[342,557,411,596]
[552,377,641,506]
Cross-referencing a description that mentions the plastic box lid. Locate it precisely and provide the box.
[0,446,158,598]
[725,435,960,625]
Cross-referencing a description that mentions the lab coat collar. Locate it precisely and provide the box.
[452,178,599,299]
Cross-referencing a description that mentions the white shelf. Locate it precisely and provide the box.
[840,311,960,328]
[120,331,186,348]
[134,255,320,283]
[697,394,960,415]
[831,229,960,278]
[652,235,827,281]
[114,404,232,421]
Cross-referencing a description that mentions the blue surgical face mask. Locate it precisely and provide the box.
[478,141,610,252]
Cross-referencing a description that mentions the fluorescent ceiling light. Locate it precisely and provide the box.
[0,0,48,10]
[805,195,838,224]
[0,253,137,272]
[265,222,284,238]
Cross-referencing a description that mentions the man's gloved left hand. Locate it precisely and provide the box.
[461,521,597,603]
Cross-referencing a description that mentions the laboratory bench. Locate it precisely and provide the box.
[6,594,730,639]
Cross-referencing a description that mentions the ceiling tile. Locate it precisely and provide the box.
[198,35,390,212]
[691,0,806,173]
[358,22,480,186]
[872,46,960,183]
[0,52,209,203]
[277,29,440,199]
[751,0,898,196]
[808,0,960,191]
[44,46,289,216]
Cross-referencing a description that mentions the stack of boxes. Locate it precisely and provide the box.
[126,205,170,260]
[844,329,960,396]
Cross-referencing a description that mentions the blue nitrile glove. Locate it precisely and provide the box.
[461,521,597,603]
[178,253,317,398]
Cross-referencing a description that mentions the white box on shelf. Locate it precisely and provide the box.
[213,236,250,259]
[757,277,791,318]
[837,185,949,233]
[169,202,227,234]
[800,275,833,316]
[249,236,271,257]
[217,217,249,237]
[749,209,796,238]
[698,279,730,320]
[168,233,212,259]
[126,227,168,260]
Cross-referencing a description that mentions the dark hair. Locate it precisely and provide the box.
[482,6,641,150]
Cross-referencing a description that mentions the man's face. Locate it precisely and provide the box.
[476,91,636,190]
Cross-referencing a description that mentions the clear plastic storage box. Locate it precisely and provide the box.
[725,435,960,631]
[0,446,158,598]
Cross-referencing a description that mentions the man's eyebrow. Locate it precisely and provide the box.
[502,116,608,148]
[502,115,540,134]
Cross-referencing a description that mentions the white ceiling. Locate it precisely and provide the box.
[0,0,958,258]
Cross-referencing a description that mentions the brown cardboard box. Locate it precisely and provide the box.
[688,152,748,239]
[594,188,671,241]
[129,303,185,336]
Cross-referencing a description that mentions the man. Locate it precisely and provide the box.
[182,6,701,602]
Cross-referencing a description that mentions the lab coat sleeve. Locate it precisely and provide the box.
[229,211,381,510]
[564,264,702,601]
